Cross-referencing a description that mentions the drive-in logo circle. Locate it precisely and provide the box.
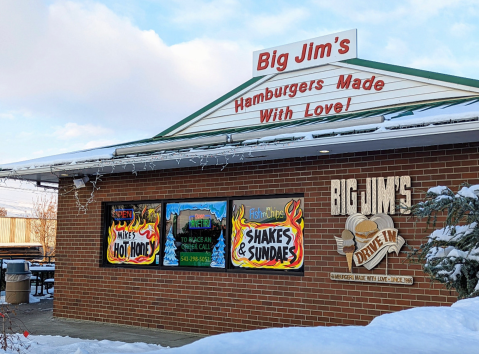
[334,213,405,272]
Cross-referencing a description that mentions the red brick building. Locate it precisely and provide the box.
[1,31,479,334]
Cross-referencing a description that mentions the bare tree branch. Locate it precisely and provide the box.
[30,195,57,261]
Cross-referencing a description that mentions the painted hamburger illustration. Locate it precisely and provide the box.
[334,213,405,271]
[354,219,379,249]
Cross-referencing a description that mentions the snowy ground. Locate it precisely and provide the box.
[0,297,477,354]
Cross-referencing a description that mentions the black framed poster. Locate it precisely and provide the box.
[163,201,227,268]
[231,196,304,271]
[105,202,161,266]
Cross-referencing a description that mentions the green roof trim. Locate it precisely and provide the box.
[140,95,478,144]
[342,58,479,89]
[155,58,479,140]
[155,75,265,137]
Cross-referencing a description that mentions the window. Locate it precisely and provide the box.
[102,195,304,274]
[104,202,161,266]
[231,197,304,272]
[164,201,227,268]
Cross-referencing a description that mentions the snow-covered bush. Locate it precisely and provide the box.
[408,184,479,299]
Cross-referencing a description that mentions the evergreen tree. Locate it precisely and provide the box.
[164,227,178,266]
[408,183,479,298]
[210,230,225,268]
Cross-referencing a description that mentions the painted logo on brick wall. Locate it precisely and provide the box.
[334,213,405,272]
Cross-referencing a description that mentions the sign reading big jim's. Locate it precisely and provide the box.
[252,29,357,76]
[329,176,414,285]
[330,176,412,216]
[236,29,389,125]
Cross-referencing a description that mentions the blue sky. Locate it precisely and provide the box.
[1,0,479,164]
[1,0,479,215]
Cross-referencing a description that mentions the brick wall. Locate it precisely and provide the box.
[53,142,479,334]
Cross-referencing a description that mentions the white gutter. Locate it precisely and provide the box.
[115,135,229,156]
[3,119,479,182]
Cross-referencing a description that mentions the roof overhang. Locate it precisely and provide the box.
[3,117,479,184]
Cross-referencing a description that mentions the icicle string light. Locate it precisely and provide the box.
[1,139,295,213]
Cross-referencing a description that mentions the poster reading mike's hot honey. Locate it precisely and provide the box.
[231,197,304,270]
[106,203,161,265]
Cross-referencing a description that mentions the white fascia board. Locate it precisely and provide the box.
[2,119,479,183]
[167,74,276,136]
[332,62,479,94]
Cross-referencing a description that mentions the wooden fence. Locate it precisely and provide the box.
[0,217,56,245]
[0,217,56,261]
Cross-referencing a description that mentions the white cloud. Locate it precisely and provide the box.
[406,45,479,77]
[312,0,467,23]
[450,22,475,37]
[32,150,46,157]
[384,37,411,59]
[53,123,112,140]
[247,8,310,37]
[170,0,240,25]
[0,0,253,134]
[0,113,14,120]
[0,0,478,169]
[0,180,55,217]
[84,139,119,149]
[0,109,32,120]
[405,0,464,18]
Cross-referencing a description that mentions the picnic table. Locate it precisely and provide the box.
[30,265,55,296]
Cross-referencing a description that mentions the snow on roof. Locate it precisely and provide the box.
[0,146,116,170]
[244,109,479,144]
[1,99,479,172]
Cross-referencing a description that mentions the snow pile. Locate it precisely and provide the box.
[428,223,477,243]
[457,185,479,199]
[429,184,479,201]
[426,223,479,282]
[427,186,449,195]
[1,298,478,354]
[168,298,479,354]
[14,336,163,354]
[416,184,479,298]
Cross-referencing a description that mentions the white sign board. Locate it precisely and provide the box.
[253,29,357,77]
[330,272,413,285]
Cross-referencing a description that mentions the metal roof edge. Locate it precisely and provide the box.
[342,58,479,89]
[154,75,266,138]
[4,118,479,183]
[2,96,476,174]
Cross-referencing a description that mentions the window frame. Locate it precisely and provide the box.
[101,193,304,276]
[162,197,230,273]
[101,200,163,269]
[228,194,305,276]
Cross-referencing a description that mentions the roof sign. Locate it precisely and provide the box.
[252,29,357,77]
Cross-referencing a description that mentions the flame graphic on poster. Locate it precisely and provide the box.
[107,213,160,264]
[231,200,304,269]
